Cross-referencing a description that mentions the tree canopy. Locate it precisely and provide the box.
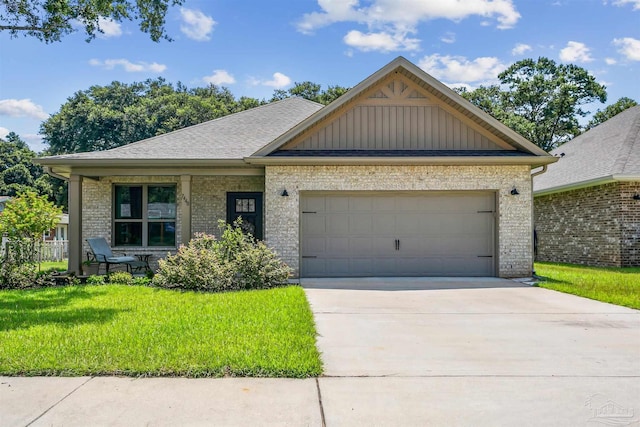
[586,97,638,130]
[41,79,267,155]
[271,82,350,105]
[457,57,607,151]
[0,132,52,198]
[0,190,62,240]
[0,0,183,43]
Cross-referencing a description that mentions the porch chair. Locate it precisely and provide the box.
[86,237,145,275]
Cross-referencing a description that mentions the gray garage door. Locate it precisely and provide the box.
[301,192,495,277]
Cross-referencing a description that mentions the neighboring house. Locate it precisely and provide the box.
[0,196,10,213]
[44,213,69,241]
[37,57,555,278]
[533,105,640,267]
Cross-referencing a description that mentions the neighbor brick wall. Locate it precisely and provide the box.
[620,182,640,267]
[191,176,264,236]
[534,181,640,267]
[265,165,533,278]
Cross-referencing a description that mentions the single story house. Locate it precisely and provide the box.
[534,105,640,267]
[37,57,556,278]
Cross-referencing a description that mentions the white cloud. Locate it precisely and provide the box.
[297,0,520,52]
[0,99,49,120]
[97,17,122,38]
[0,126,9,139]
[203,69,236,85]
[511,43,532,55]
[180,8,216,41]
[89,58,167,73]
[605,57,617,65]
[559,41,593,63]
[263,72,292,88]
[343,30,419,52]
[418,54,507,84]
[613,0,640,10]
[440,32,456,44]
[613,37,640,61]
[298,0,520,32]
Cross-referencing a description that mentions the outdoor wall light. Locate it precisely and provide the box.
[280,189,289,197]
[510,187,519,196]
[633,194,640,200]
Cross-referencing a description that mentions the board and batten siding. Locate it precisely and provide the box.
[285,105,505,151]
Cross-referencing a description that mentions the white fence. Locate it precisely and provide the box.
[38,240,69,262]
[1,238,69,262]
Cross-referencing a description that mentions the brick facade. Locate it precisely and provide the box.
[534,181,640,267]
[265,165,534,278]
[81,175,263,270]
[191,176,264,235]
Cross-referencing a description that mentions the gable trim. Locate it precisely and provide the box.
[252,57,552,158]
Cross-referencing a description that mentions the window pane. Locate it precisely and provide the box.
[148,186,176,219]
[248,199,256,213]
[114,222,142,246]
[115,186,142,219]
[236,199,243,212]
[148,222,176,247]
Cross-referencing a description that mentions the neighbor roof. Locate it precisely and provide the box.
[534,105,640,195]
[36,97,323,166]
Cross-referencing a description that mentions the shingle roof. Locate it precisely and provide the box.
[40,97,323,162]
[534,105,640,194]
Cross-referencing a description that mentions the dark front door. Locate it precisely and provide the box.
[226,192,263,240]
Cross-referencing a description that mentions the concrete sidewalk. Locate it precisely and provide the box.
[2,278,639,426]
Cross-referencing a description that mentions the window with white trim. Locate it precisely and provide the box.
[113,184,176,247]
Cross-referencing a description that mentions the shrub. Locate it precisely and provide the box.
[86,275,106,285]
[153,219,292,292]
[108,271,133,285]
[0,261,38,289]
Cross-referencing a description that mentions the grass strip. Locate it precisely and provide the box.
[535,262,640,309]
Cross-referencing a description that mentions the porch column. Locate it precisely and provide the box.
[68,174,83,275]
[180,175,192,245]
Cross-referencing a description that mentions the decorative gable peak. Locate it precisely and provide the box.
[368,78,428,101]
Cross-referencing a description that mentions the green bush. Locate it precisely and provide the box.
[108,271,134,285]
[86,275,106,285]
[153,219,292,292]
[0,261,38,289]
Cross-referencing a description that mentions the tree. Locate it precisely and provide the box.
[458,57,607,151]
[41,79,263,155]
[271,82,350,105]
[0,0,184,43]
[0,132,47,197]
[0,190,62,240]
[586,97,638,130]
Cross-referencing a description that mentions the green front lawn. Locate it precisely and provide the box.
[0,285,322,377]
[535,262,640,309]
[38,260,68,272]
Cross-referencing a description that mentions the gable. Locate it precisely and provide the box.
[279,75,512,152]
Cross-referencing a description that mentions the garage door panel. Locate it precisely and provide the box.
[327,214,349,234]
[301,193,495,277]
[302,215,327,234]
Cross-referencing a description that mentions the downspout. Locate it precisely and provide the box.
[530,165,548,276]
[44,166,69,182]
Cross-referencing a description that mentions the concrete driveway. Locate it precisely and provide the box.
[303,277,640,426]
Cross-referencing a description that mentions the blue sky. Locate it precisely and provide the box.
[1,0,639,152]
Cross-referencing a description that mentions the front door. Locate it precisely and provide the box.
[226,192,263,240]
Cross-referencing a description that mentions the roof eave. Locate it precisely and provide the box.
[245,155,558,167]
[35,158,249,168]
[533,174,640,196]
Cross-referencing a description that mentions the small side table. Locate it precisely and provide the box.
[131,254,152,275]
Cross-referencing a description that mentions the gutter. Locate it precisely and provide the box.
[533,174,640,197]
[44,166,69,182]
[244,155,558,167]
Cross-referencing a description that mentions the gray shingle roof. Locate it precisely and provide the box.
[534,105,640,194]
[41,97,323,162]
